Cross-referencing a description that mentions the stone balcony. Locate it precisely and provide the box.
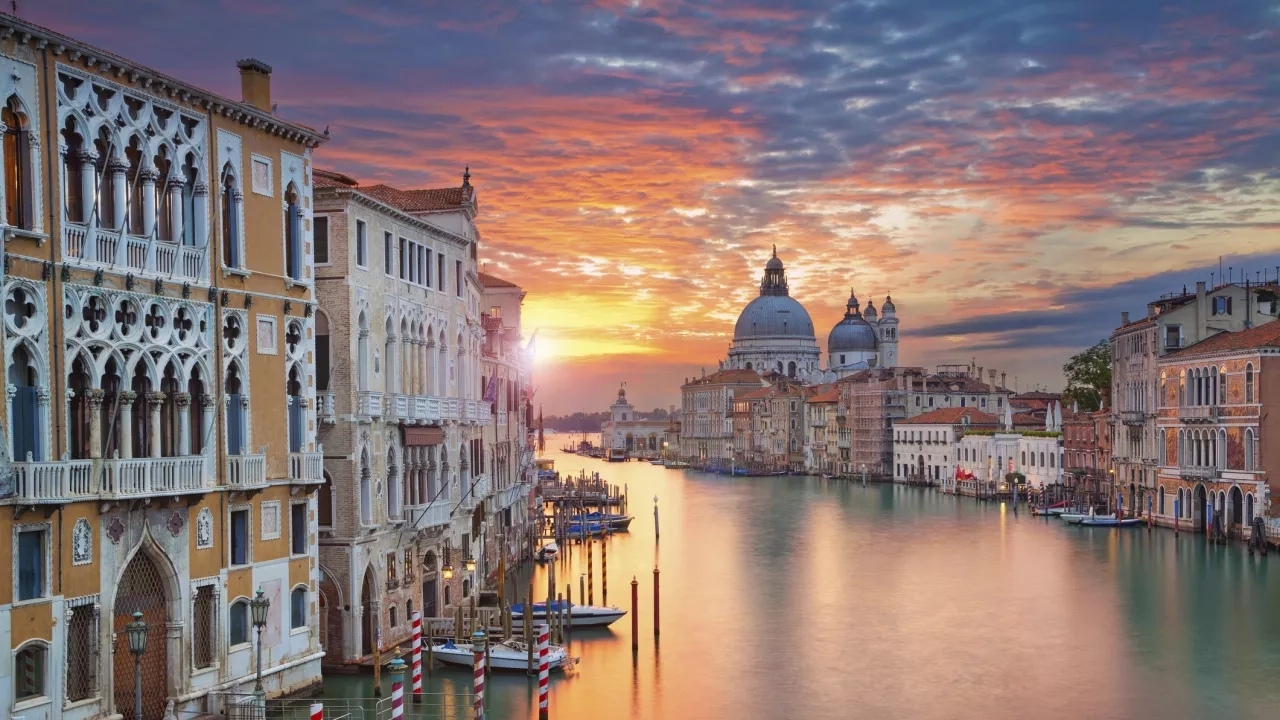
[1119,410,1149,426]
[356,391,384,421]
[458,474,491,508]
[376,394,492,426]
[12,455,211,505]
[64,221,206,283]
[318,391,337,425]
[405,498,452,530]
[225,454,267,490]
[289,451,325,484]
[1179,465,1221,481]
[495,482,528,511]
[1179,406,1219,423]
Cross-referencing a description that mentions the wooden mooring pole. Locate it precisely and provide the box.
[631,576,639,652]
[653,566,660,636]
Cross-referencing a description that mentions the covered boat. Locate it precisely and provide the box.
[536,541,559,562]
[511,601,627,628]
[431,638,573,672]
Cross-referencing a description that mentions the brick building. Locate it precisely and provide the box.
[1154,322,1277,535]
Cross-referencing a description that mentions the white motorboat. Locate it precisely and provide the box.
[511,601,627,628]
[1076,515,1143,527]
[431,638,573,672]
[1063,511,1117,525]
[536,541,559,562]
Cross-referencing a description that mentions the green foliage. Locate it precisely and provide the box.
[1062,339,1112,412]
[1005,471,1026,483]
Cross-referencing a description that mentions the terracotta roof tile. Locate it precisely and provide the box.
[478,272,519,289]
[683,369,763,387]
[736,388,773,401]
[361,184,470,213]
[896,408,999,425]
[1165,321,1280,358]
[314,168,358,189]
[806,389,840,403]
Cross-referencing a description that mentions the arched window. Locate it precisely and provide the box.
[221,164,241,267]
[153,146,174,242]
[1244,429,1257,471]
[287,364,303,453]
[1218,429,1227,470]
[180,152,198,246]
[787,361,796,378]
[125,137,146,234]
[318,471,334,528]
[61,118,86,223]
[8,341,41,461]
[359,449,373,525]
[225,361,245,456]
[1178,370,1186,407]
[2,97,32,230]
[284,183,302,280]
[14,641,47,700]
[1247,493,1255,524]
[229,599,250,645]
[1245,363,1255,403]
[387,448,401,520]
[1209,366,1218,406]
[357,312,371,392]
[1039,452,1045,467]
[1158,486,1166,515]
[291,586,308,629]
[159,360,181,457]
[189,365,207,456]
[315,312,331,392]
[745,361,752,370]
[384,318,397,394]
[389,604,398,628]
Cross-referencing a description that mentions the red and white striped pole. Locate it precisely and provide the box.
[388,657,406,720]
[411,611,423,703]
[537,623,550,719]
[472,629,487,720]
[309,702,324,720]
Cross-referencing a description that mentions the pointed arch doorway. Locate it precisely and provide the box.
[113,549,171,720]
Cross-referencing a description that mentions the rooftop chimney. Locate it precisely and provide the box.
[1121,311,1129,325]
[236,58,273,112]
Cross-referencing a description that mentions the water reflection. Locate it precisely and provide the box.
[325,452,1280,720]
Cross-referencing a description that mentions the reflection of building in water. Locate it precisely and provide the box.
[600,386,670,455]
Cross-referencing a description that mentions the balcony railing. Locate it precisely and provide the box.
[63,222,206,282]
[318,392,337,424]
[407,499,452,530]
[100,456,207,498]
[225,454,267,489]
[1119,410,1148,425]
[1179,406,1218,423]
[496,483,526,510]
[384,393,409,421]
[12,459,96,503]
[356,391,384,420]
[1179,466,1220,481]
[289,451,325,484]
[459,474,491,507]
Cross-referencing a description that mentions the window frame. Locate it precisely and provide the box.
[383,231,394,277]
[228,505,252,568]
[229,597,251,648]
[290,585,309,632]
[13,639,49,706]
[355,219,368,269]
[290,500,308,556]
[13,522,51,605]
[313,214,330,266]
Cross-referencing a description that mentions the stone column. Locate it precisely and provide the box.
[147,391,166,458]
[108,157,128,230]
[140,167,158,239]
[118,391,137,459]
[79,151,98,226]
[175,393,192,456]
[87,390,106,460]
[167,174,184,243]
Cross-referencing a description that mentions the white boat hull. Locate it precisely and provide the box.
[431,641,572,671]
[512,606,627,628]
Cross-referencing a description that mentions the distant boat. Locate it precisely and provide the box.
[511,601,627,628]
[569,512,633,532]
[664,461,690,469]
[432,638,573,671]
[536,541,559,562]
[649,459,664,465]
[605,448,628,462]
[1073,515,1143,527]
[566,521,605,537]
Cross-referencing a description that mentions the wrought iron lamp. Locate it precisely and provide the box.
[442,541,455,580]
[126,610,148,720]
[251,588,270,696]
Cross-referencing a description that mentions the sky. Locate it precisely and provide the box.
[28,0,1280,415]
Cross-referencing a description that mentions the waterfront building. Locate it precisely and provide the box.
[729,378,806,472]
[477,271,535,598]
[954,407,1064,493]
[1010,391,1061,421]
[1063,400,1112,502]
[804,385,839,475]
[724,247,898,381]
[677,368,765,467]
[1111,280,1279,517]
[0,17,328,718]
[599,385,669,457]
[311,169,493,666]
[892,407,1044,486]
[1153,321,1278,535]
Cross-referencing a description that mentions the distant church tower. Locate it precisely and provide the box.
[878,295,899,368]
[610,385,633,423]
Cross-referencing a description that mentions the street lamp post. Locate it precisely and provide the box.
[251,588,271,702]
[126,610,148,720]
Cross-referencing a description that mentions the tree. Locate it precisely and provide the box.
[1062,339,1112,412]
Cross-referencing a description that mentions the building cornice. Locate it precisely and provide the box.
[319,187,471,248]
[0,14,327,148]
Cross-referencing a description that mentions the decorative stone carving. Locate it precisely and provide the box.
[166,510,185,538]
[195,507,213,549]
[106,516,126,544]
[72,518,93,565]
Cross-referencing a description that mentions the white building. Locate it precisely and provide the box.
[955,405,1065,492]
[600,386,669,457]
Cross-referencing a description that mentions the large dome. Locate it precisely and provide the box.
[734,294,816,340]
[828,315,878,353]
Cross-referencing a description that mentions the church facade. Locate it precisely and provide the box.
[723,248,899,382]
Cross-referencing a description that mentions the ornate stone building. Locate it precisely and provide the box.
[312,168,497,665]
[0,18,326,720]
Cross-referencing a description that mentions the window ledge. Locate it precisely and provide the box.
[229,642,252,653]
[12,596,52,609]
[223,267,252,279]
[290,625,309,636]
[15,696,52,712]
[191,664,220,677]
[4,227,50,245]
[63,696,101,711]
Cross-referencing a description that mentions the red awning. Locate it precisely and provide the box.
[403,426,444,446]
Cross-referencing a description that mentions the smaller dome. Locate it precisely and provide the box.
[766,255,783,271]
[617,387,626,398]
[882,295,896,315]
[828,315,879,354]
[864,301,878,321]
[846,287,859,311]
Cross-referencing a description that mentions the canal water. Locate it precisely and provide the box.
[326,449,1280,719]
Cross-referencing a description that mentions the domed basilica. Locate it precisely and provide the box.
[724,247,899,383]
